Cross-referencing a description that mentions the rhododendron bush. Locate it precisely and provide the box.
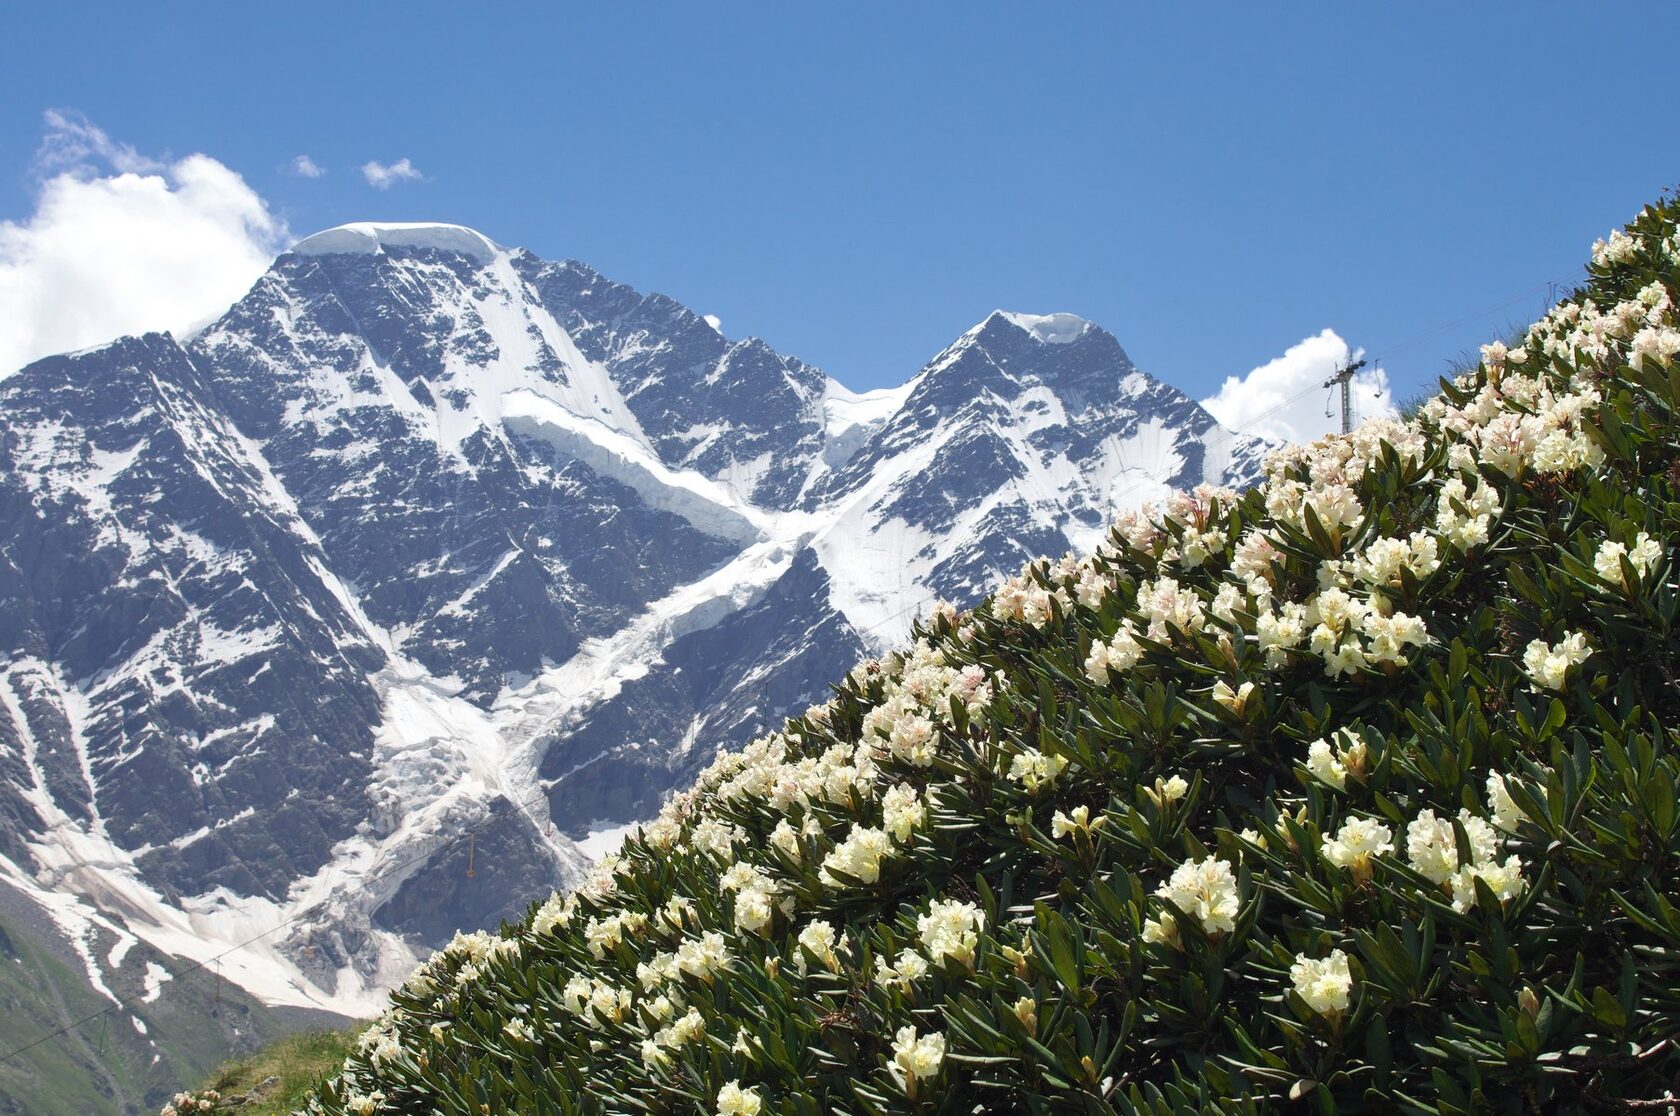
[281,197,1680,1115]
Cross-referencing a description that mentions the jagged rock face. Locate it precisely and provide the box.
[192,246,739,705]
[517,258,831,510]
[0,224,1265,1014]
[539,547,867,834]
[0,335,384,904]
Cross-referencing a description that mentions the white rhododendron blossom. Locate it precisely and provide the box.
[1052,803,1107,838]
[1255,600,1309,667]
[882,783,928,842]
[1435,476,1502,550]
[1322,816,1394,877]
[797,919,844,973]
[691,816,744,859]
[874,946,930,990]
[918,899,984,967]
[1406,807,1525,912]
[1302,586,1429,676]
[1135,575,1207,642]
[1628,325,1680,370]
[674,931,731,982]
[1593,228,1639,267]
[769,818,802,861]
[1007,747,1069,792]
[1155,856,1241,935]
[716,1081,761,1116]
[820,825,895,886]
[890,1025,946,1091]
[1352,532,1440,590]
[1231,529,1283,589]
[991,564,1071,627]
[1153,774,1189,806]
[1522,631,1593,691]
[1211,679,1256,714]
[1305,730,1367,791]
[1486,771,1535,833]
[1085,620,1143,681]
[1290,949,1354,1017]
[1595,532,1663,587]
[1210,580,1244,623]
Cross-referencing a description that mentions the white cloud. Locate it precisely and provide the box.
[34,107,161,176]
[1201,328,1394,444]
[0,111,289,377]
[287,154,327,178]
[361,157,423,189]
[703,314,723,333]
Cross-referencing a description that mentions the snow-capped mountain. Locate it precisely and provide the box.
[0,222,1266,1016]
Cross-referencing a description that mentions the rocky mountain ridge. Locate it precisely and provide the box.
[0,222,1266,1018]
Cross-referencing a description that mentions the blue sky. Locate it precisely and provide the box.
[3,2,1677,427]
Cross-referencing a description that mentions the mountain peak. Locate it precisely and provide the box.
[288,221,502,264]
[985,309,1093,345]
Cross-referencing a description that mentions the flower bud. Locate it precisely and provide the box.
[1013,995,1038,1036]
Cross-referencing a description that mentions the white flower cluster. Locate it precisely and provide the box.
[643,1006,706,1068]
[1322,816,1393,879]
[1107,485,1239,570]
[1290,948,1353,1018]
[1305,730,1368,791]
[562,973,632,1025]
[1302,585,1430,677]
[1487,771,1535,833]
[1352,532,1440,591]
[820,824,895,886]
[991,558,1075,626]
[882,783,928,842]
[716,1081,762,1116]
[1135,575,1207,643]
[1522,631,1593,691]
[359,1015,408,1066]
[918,899,985,967]
[1006,746,1068,792]
[1052,803,1104,838]
[720,862,783,935]
[1406,807,1525,913]
[1435,476,1502,550]
[1592,228,1640,268]
[859,639,995,766]
[161,1090,223,1116]
[1148,856,1240,943]
[889,1024,946,1094]
[1595,532,1662,589]
[797,919,847,974]
[1085,619,1143,681]
[873,944,931,990]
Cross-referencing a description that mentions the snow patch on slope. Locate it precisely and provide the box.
[289,222,501,264]
[996,311,1092,344]
[503,389,765,545]
[495,532,815,753]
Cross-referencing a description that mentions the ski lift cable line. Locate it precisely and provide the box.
[0,269,1568,1063]
[1366,275,1577,365]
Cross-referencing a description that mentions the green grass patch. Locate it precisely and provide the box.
[193,1026,364,1114]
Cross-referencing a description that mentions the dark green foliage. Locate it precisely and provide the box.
[284,198,1680,1116]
